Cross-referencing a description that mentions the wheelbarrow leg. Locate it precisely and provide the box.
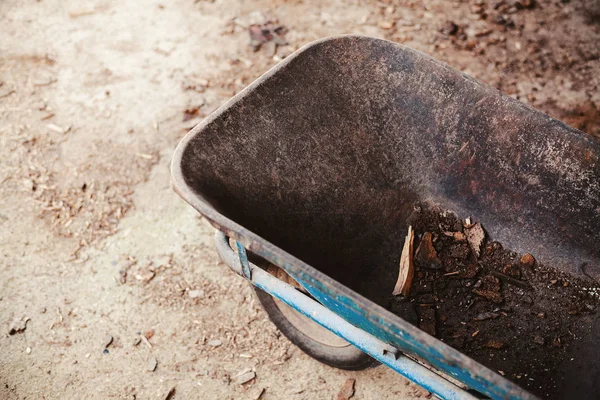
[235,241,252,280]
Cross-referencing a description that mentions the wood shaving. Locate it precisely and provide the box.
[393,226,415,296]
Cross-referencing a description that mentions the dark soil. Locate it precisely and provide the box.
[390,206,600,399]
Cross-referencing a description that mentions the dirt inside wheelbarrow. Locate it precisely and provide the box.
[389,206,600,399]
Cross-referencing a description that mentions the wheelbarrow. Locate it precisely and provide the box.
[171,36,600,399]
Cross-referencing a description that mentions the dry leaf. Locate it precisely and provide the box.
[337,378,356,400]
[465,222,485,258]
[393,226,414,296]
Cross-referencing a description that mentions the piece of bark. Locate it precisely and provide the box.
[393,226,415,296]
[465,222,485,258]
[414,232,442,268]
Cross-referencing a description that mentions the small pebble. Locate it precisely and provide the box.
[207,339,222,347]
[25,347,31,354]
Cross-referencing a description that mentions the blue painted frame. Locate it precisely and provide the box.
[214,231,537,400]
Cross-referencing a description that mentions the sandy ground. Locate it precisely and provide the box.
[0,0,598,399]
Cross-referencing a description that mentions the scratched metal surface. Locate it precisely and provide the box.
[171,36,600,399]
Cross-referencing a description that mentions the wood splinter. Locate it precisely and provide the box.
[393,225,415,297]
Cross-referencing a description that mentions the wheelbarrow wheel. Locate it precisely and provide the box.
[253,264,379,371]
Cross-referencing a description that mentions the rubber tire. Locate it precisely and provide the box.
[253,286,379,370]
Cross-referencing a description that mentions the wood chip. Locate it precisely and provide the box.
[472,289,502,303]
[147,357,158,372]
[47,123,64,133]
[254,388,266,400]
[68,9,97,18]
[392,226,415,296]
[465,222,485,258]
[141,335,152,348]
[236,370,256,385]
[164,387,176,400]
[336,378,356,400]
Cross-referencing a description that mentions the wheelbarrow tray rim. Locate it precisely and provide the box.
[171,35,538,399]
